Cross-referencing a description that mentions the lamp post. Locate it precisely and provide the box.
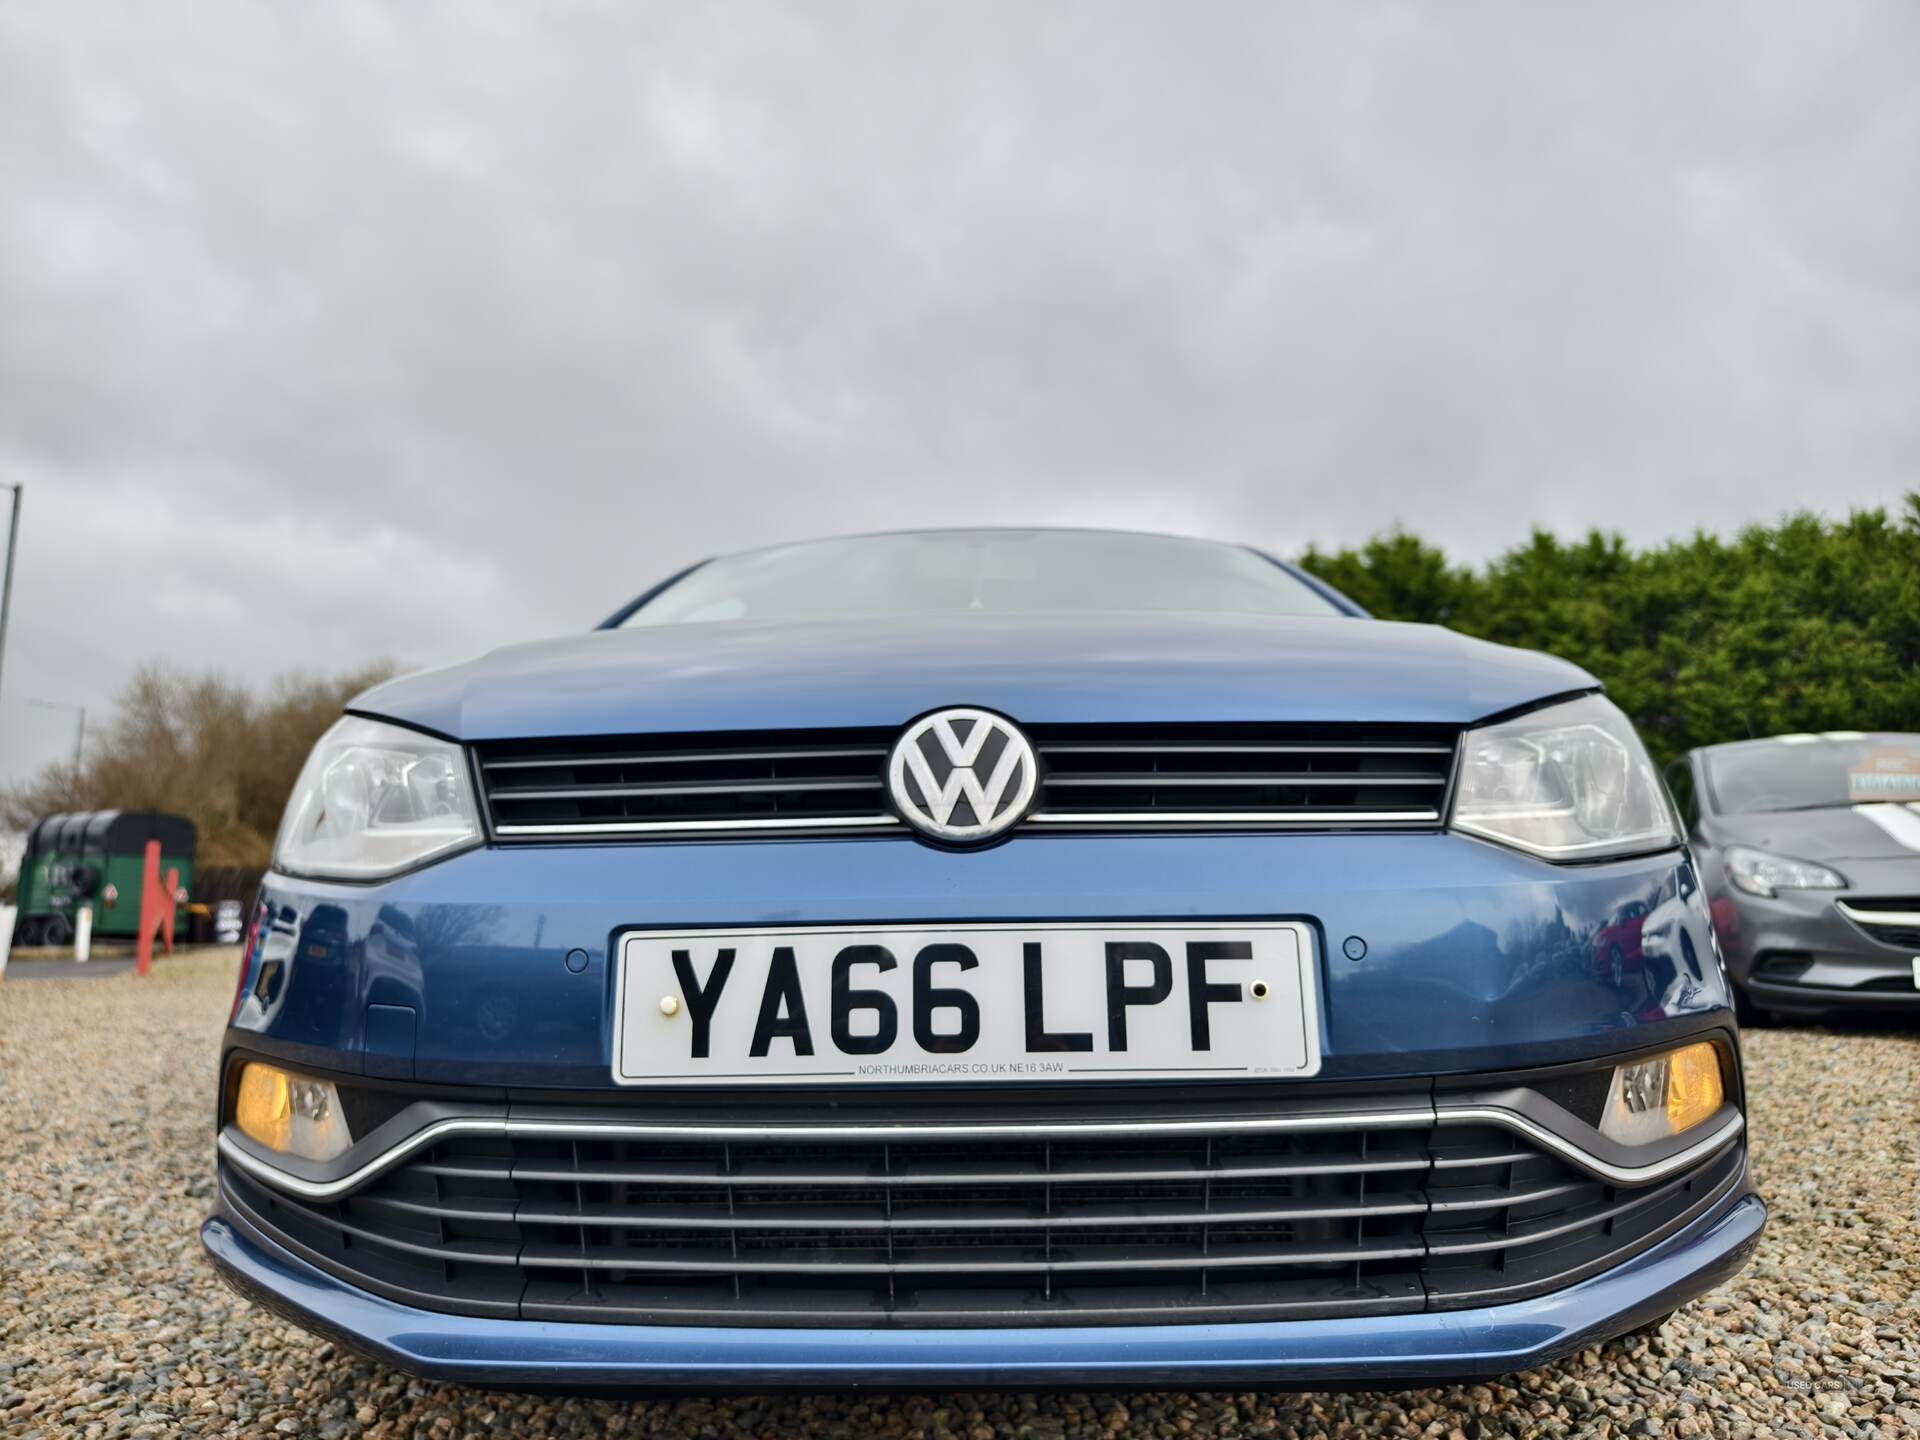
[28,699,86,791]
[0,482,19,703]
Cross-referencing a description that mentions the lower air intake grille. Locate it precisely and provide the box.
[221,1116,1741,1327]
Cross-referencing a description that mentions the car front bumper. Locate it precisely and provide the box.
[1713,871,1920,1013]
[214,836,1761,1387]
[203,1181,1765,1393]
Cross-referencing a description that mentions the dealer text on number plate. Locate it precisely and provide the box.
[612,922,1321,1085]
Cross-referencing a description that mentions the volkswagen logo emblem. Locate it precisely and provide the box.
[888,708,1038,843]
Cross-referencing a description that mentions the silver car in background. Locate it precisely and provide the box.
[1676,732,1920,1021]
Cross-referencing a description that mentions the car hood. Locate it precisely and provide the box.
[352,611,1595,740]
[1709,804,1920,862]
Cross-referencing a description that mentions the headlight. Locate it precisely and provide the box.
[1599,1041,1726,1146]
[1724,845,1846,898]
[233,1062,354,1162]
[274,716,480,880]
[1450,694,1680,861]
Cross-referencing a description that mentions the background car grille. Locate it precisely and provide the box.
[219,1116,1741,1327]
[477,724,1459,838]
[1838,898,1920,950]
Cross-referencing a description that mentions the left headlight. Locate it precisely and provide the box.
[274,715,481,880]
[1724,845,1845,898]
[1450,694,1680,862]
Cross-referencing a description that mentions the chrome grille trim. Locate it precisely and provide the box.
[495,816,901,836]
[478,723,1461,840]
[484,747,889,771]
[1836,902,1920,925]
[1026,810,1442,826]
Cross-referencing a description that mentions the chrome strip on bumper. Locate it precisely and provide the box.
[218,1110,1436,1202]
[1433,1107,1744,1187]
[217,1103,1742,1204]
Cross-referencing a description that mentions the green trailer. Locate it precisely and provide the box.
[12,810,196,947]
[12,813,87,946]
[13,813,70,939]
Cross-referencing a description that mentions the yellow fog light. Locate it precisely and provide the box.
[1600,1042,1727,1147]
[232,1062,353,1162]
[234,1063,291,1151]
[1665,1042,1724,1134]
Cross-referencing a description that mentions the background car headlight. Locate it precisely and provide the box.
[1450,694,1680,861]
[1724,844,1846,898]
[273,715,480,880]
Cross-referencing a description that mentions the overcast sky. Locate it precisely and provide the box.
[2,1,1916,788]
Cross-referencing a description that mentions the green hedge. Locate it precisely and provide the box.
[1295,497,1920,764]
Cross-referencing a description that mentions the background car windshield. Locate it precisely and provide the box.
[621,531,1345,626]
[1706,734,1920,814]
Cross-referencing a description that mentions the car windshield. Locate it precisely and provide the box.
[619,530,1345,626]
[1705,733,1920,814]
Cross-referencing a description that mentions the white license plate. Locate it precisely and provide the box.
[612,922,1321,1086]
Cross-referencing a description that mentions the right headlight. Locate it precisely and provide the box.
[1450,694,1681,862]
[274,715,481,880]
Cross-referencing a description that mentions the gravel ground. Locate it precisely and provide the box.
[3,949,1916,1439]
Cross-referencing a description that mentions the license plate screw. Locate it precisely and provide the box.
[659,995,681,1017]
[1250,980,1270,1001]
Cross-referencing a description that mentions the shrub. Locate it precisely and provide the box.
[1297,496,1920,763]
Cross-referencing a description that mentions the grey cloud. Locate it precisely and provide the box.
[2,0,1916,784]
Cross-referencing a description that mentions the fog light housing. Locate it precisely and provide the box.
[233,1062,353,1162]
[1600,1042,1726,1146]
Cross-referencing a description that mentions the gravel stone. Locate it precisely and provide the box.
[4,948,1917,1437]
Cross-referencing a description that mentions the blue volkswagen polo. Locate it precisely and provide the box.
[203,528,1763,1391]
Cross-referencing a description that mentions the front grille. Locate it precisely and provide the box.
[477,724,1459,839]
[1839,898,1920,950]
[220,1116,1741,1327]
[1027,723,1456,828]
[478,729,898,836]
